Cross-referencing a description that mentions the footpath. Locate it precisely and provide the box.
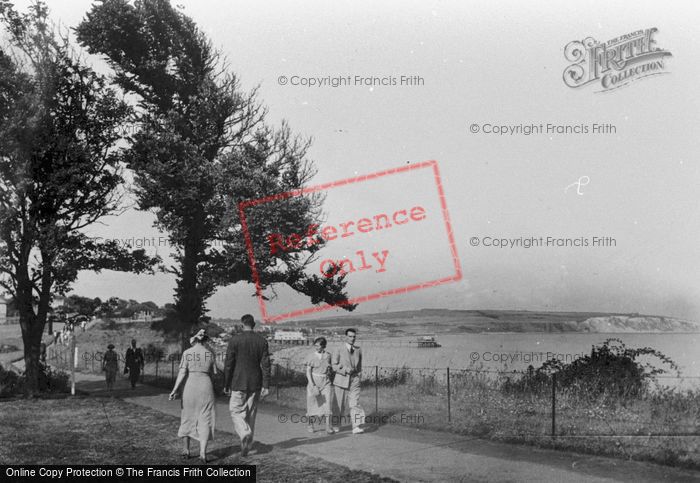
[68,371,700,483]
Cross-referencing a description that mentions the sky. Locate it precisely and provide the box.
[10,0,700,322]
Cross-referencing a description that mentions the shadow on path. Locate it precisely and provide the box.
[77,377,169,399]
[72,375,700,483]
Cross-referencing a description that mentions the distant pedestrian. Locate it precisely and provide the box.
[305,337,335,434]
[223,314,271,457]
[102,344,118,392]
[169,329,217,463]
[331,328,364,433]
[124,339,145,389]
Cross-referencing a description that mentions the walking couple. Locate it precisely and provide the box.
[169,314,270,462]
[305,328,365,435]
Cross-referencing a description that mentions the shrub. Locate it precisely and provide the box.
[0,363,70,397]
[0,365,21,397]
[38,365,70,393]
[505,338,679,398]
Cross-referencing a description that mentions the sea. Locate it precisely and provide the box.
[351,332,700,390]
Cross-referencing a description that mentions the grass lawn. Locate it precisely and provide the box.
[270,379,700,471]
[0,396,395,483]
[34,322,700,472]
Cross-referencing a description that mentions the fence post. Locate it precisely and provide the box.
[446,367,451,422]
[275,364,280,400]
[374,365,379,414]
[155,358,159,382]
[70,339,76,396]
[551,372,556,439]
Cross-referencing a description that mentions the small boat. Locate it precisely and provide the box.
[408,335,441,348]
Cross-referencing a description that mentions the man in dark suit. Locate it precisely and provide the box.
[223,314,271,456]
[124,339,145,389]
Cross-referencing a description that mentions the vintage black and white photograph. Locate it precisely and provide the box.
[0,1,699,482]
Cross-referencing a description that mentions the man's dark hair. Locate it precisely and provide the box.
[345,328,357,336]
[241,314,255,328]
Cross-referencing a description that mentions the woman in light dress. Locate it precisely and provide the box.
[305,337,335,434]
[102,343,118,392]
[169,329,217,463]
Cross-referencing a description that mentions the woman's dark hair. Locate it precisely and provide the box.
[313,337,327,348]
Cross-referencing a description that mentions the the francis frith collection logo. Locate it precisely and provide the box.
[563,28,671,92]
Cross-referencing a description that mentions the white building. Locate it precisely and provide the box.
[273,330,306,342]
[50,295,67,310]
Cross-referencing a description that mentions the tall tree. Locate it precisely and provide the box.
[0,1,157,394]
[77,0,355,341]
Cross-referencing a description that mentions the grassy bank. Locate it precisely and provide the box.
[43,322,700,471]
[267,366,700,471]
[0,396,394,482]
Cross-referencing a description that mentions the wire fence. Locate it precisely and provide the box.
[45,345,700,443]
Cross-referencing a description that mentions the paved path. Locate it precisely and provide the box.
[71,372,700,483]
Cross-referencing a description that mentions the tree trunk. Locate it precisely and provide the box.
[175,220,205,351]
[17,289,43,396]
[16,249,53,396]
[21,316,43,397]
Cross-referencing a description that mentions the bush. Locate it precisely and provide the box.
[150,307,186,341]
[0,365,21,397]
[37,365,70,393]
[504,338,679,398]
[0,363,70,397]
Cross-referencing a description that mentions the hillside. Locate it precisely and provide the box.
[274,309,700,335]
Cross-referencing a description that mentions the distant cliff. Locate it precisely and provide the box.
[283,309,700,334]
[576,316,700,333]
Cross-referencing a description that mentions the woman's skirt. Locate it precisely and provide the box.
[178,373,216,442]
[306,373,332,417]
[105,368,117,385]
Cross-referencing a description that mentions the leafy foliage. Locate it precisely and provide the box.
[77,0,355,334]
[505,338,680,397]
[0,362,69,397]
[57,294,100,316]
[0,1,158,393]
